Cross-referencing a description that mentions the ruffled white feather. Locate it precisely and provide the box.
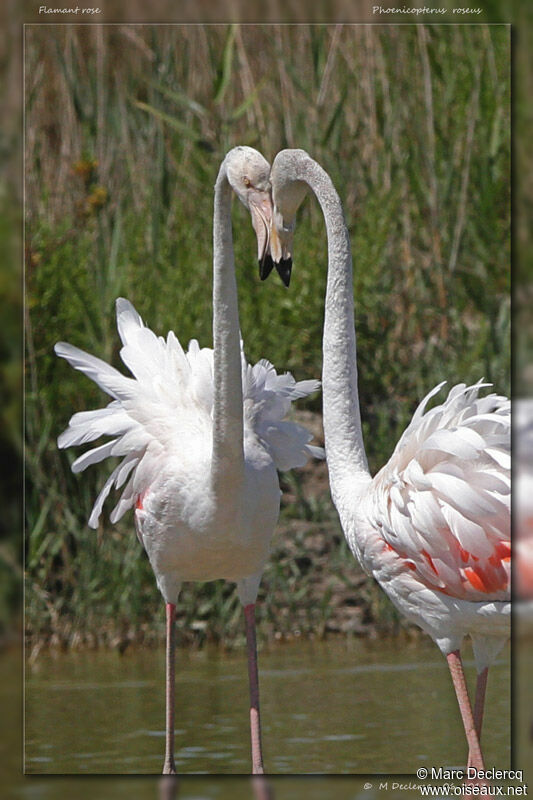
[368,381,510,601]
[56,298,323,529]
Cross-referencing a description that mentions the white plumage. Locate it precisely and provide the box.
[367,382,509,602]
[56,298,322,538]
[356,381,510,670]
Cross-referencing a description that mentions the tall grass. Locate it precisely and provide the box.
[24,24,510,649]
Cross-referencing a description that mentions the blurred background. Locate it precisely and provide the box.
[0,0,531,787]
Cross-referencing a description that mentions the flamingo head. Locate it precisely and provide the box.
[224,146,285,285]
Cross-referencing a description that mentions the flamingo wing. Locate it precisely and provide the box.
[56,299,213,528]
[368,382,510,601]
[56,299,323,529]
[242,357,324,470]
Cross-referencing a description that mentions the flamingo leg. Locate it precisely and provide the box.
[473,667,488,740]
[244,603,265,774]
[446,650,484,771]
[467,667,489,769]
[251,776,274,800]
[162,602,177,775]
[159,776,179,800]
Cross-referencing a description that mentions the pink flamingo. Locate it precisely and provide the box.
[268,149,510,769]
[55,147,323,774]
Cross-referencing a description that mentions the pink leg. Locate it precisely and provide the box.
[251,776,274,800]
[446,650,484,771]
[158,776,179,800]
[162,602,177,775]
[473,667,488,740]
[467,667,489,769]
[244,603,265,775]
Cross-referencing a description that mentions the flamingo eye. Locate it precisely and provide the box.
[243,176,251,187]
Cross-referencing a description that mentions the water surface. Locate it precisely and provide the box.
[24,638,510,775]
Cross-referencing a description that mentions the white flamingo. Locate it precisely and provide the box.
[268,149,510,770]
[55,146,323,775]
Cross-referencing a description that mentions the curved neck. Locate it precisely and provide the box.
[279,153,370,507]
[211,163,244,497]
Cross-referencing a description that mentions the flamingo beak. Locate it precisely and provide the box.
[262,210,293,288]
[248,189,274,274]
[248,190,292,288]
[263,222,292,287]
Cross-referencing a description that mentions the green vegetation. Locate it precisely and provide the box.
[24,24,510,651]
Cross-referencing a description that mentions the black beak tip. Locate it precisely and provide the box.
[259,254,275,281]
[276,257,292,288]
[259,256,292,287]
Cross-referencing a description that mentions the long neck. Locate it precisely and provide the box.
[284,154,371,508]
[211,164,244,498]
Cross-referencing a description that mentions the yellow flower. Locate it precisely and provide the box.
[86,186,108,213]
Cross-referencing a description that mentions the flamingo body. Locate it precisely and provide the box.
[347,381,510,667]
[56,299,322,602]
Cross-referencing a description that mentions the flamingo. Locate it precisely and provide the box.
[55,146,323,775]
[267,149,510,770]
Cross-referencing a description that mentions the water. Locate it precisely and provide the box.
[22,638,510,776]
